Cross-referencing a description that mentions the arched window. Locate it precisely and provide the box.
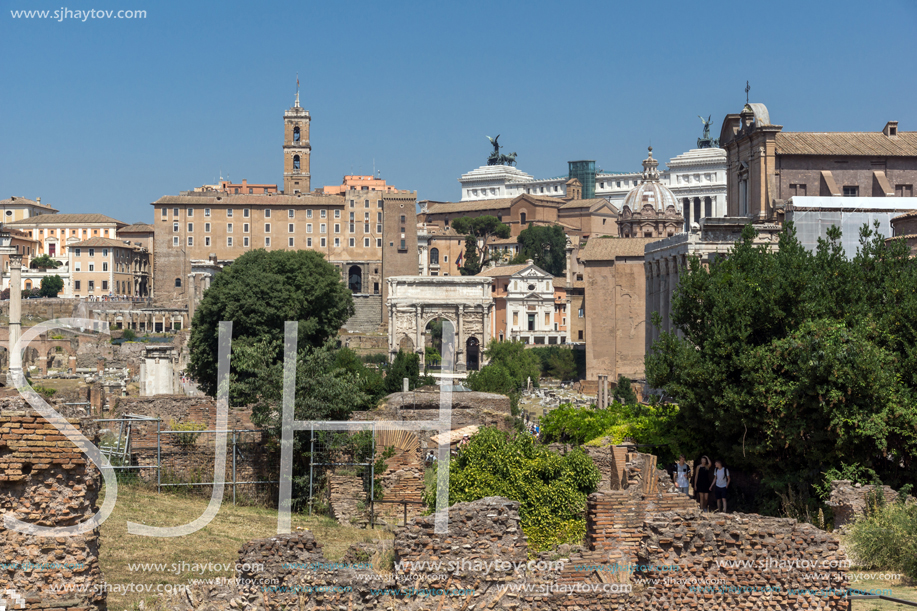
[175,278,182,288]
[520,212,527,224]
[430,248,439,265]
[293,126,300,142]
[293,155,300,171]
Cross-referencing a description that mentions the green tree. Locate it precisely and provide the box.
[39,274,64,297]
[29,254,61,269]
[646,222,917,503]
[516,225,567,276]
[466,340,541,416]
[451,216,511,274]
[424,427,600,551]
[384,349,433,394]
[187,249,354,397]
[612,375,638,406]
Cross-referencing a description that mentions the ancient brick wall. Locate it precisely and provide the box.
[0,408,105,611]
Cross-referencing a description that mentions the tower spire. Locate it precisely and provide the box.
[295,73,300,107]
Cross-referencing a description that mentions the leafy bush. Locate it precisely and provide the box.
[424,427,599,551]
[530,346,577,381]
[813,462,882,501]
[122,328,137,341]
[466,341,541,417]
[848,494,917,580]
[31,385,57,399]
[168,419,207,448]
[612,375,638,406]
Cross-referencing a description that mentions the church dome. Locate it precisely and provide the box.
[622,147,678,211]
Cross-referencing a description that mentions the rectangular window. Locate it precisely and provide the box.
[265,223,271,232]
[188,236,193,246]
[378,200,383,208]
[102,280,108,290]
[350,223,355,233]
[364,200,370,208]
[376,224,382,233]
[75,248,81,256]
[578,307,585,318]
[364,223,370,233]
[243,208,250,218]
[89,263,95,272]
[243,223,249,233]
[349,238,355,247]
[75,280,81,290]
[227,223,233,233]
[173,222,179,232]
[377,212,382,222]
[88,280,94,291]
[89,248,95,256]
[227,237,233,247]
[265,209,271,218]
[320,210,326,219]
[376,239,382,247]
[103,249,108,256]
[288,223,294,233]
[205,208,211,216]
[364,237,370,247]
[243,236,249,247]
[305,223,312,233]
[349,212,355,221]
[843,186,859,197]
[307,237,313,247]
[321,238,326,247]
[320,223,326,234]
[334,238,340,247]
[364,211,370,220]
[265,237,271,247]
[334,224,340,233]
[205,236,211,246]
[288,209,294,218]
[227,209,234,217]
[205,223,211,232]
[173,236,179,246]
[400,239,406,250]
[334,210,341,218]
[173,208,179,216]
[161,208,167,217]
[289,237,294,247]
[307,209,313,218]
[187,223,193,232]
[350,200,354,208]
[74,262,81,271]
[187,208,193,217]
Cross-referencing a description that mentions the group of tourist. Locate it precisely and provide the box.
[527,422,540,439]
[671,455,731,513]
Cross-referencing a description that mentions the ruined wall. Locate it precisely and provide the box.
[0,408,105,611]
[110,396,272,487]
[826,480,909,530]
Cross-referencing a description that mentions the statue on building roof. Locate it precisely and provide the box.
[697,114,720,149]
[486,135,518,166]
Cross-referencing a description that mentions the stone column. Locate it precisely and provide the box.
[659,260,670,337]
[8,254,23,383]
[456,305,465,369]
[414,306,422,357]
[482,303,490,351]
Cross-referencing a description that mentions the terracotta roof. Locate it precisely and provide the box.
[425,198,516,214]
[153,193,345,206]
[488,237,519,245]
[68,237,138,248]
[775,132,917,156]
[424,194,561,216]
[893,210,917,220]
[118,223,154,233]
[579,237,658,261]
[6,213,126,226]
[558,198,611,210]
[476,263,529,277]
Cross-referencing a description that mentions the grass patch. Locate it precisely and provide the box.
[99,483,394,610]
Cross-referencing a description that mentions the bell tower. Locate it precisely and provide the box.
[283,87,311,194]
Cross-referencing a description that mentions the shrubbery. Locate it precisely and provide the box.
[424,427,599,551]
[848,486,917,580]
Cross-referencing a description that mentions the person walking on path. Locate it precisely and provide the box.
[673,455,692,496]
[693,456,711,511]
[710,460,731,512]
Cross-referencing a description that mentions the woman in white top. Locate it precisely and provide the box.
[709,459,731,513]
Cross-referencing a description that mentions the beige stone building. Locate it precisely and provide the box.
[476,260,567,345]
[152,94,419,332]
[6,213,126,260]
[68,237,150,299]
[0,196,58,222]
[579,237,657,381]
[719,103,917,222]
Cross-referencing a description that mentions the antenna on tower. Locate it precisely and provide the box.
[295,73,300,107]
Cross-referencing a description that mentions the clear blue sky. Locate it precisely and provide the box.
[2,0,916,223]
